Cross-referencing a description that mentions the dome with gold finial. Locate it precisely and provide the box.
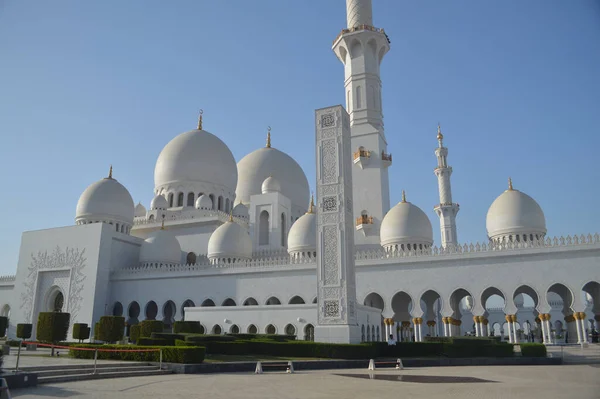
[134,202,147,218]
[75,166,135,231]
[486,178,546,243]
[153,110,238,206]
[287,195,317,259]
[437,123,444,141]
[139,215,182,265]
[235,126,309,218]
[380,190,433,251]
[207,215,252,264]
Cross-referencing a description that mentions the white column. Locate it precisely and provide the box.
[546,319,553,344]
[474,316,480,337]
[575,315,583,344]
[578,313,588,344]
[512,321,519,344]
[506,319,513,343]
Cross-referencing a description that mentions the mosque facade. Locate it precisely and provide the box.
[0,0,598,345]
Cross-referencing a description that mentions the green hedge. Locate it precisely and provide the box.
[520,343,547,357]
[0,316,8,337]
[98,316,125,343]
[442,343,514,358]
[36,312,70,344]
[150,333,187,346]
[130,325,141,344]
[173,321,203,334]
[72,323,90,342]
[184,334,236,344]
[138,337,168,346]
[17,323,33,340]
[227,334,296,342]
[68,344,205,363]
[6,339,22,347]
[140,320,163,338]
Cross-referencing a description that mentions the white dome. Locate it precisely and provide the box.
[134,202,147,217]
[154,128,237,194]
[486,179,546,240]
[236,144,309,213]
[514,294,524,307]
[195,194,213,210]
[380,193,433,248]
[150,194,168,211]
[232,203,249,218]
[75,169,135,226]
[287,209,317,254]
[207,219,252,261]
[261,176,281,194]
[140,228,182,264]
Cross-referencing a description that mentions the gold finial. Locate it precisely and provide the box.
[308,193,315,214]
[508,177,513,191]
[197,109,204,130]
[401,190,407,203]
[108,165,113,179]
[160,214,165,230]
[229,211,233,222]
[437,123,443,141]
[266,126,271,148]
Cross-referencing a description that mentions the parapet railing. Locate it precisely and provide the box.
[0,275,16,283]
[133,209,249,227]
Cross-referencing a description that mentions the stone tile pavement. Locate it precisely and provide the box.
[11,365,600,399]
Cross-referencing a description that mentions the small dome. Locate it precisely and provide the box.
[195,194,213,210]
[235,135,309,214]
[514,294,524,307]
[288,198,317,255]
[139,228,182,264]
[380,192,433,249]
[134,202,147,217]
[232,203,249,219]
[150,194,168,211]
[154,124,237,194]
[207,219,252,261]
[261,176,281,194]
[486,179,546,241]
[75,168,135,227]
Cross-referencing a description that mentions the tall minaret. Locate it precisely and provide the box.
[433,125,459,247]
[332,0,391,246]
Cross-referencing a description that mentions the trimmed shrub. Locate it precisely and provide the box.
[94,323,100,340]
[68,344,205,363]
[520,343,547,357]
[140,320,163,338]
[442,343,514,358]
[72,323,90,342]
[138,337,168,346]
[36,312,70,345]
[98,316,125,343]
[130,324,141,344]
[173,321,202,334]
[17,323,33,340]
[450,337,497,346]
[150,332,186,346]
[0,316,8,337]
[7,339,22,347]
[184,334,236,344]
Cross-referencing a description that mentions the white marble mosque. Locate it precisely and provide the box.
[0,0,598,345]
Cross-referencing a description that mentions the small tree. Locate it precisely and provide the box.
[130,324,141,344]
[98,316,125,343]
[72,323,90,343]
[16,324,32,340]
[0,316,8,338]
[37,312,70,356]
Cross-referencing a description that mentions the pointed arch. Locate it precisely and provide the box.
[259,210,270,245]
[288,296,305,305]
[222,298,236,306]
[243,297,259,306]
[265,296,281,305]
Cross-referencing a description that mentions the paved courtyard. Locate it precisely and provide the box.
[11,365,600,399]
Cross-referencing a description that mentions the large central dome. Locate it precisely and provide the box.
[154,127,237,194]
[236,135,309,215]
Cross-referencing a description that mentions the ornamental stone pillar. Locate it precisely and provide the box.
[473,315,480,337]
[505,315,513,343]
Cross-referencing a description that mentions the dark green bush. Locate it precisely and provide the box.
[94,323,100,340]
[0,316,8,337]
[423,336,452,343]
[140,320,163,338]
[7,339,22,347]
[443,343,513,357]
[184,334,236,343]
[130,324,141,344]
[98,316,125,343]
[17,323,33,340]
[36,312,70,345]
[68,344,205,363]
[138,337,168,346]
[450,337,497,346]
[72,323,90,342]
[520,343,547,357]
[150,332,186,346]
[173,321,203,334]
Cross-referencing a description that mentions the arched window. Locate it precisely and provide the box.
[168,193,174,207]
[225,198,230,213]
[186,252,197,265]
[266,324,276,334]
[259,210,270,245]
[112,302,123,316]
[145,301,158,320]
[230,324,240,334]
[248,324,258,334]
[209,194,216,210]
[187,192,195,207]
[212,325,222,335]
[218,196,223,211]
[149,214,155,221]
[265,297,281,305]
[281,213,286,246]
[304,324,315,341]
[285,324,296,336]
[53,292,64,312]
[222,298,236,306]
[177,192,184,207]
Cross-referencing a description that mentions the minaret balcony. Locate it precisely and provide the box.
[381,151,393,168]
[353,149,371,169]
[356,215,374,235]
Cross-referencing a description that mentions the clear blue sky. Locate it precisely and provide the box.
[1,0,599,276]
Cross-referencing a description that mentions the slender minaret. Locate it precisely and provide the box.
[433,124,459,247]
[332,0,391,246]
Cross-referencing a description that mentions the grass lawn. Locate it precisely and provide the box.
[204,354,327,363]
